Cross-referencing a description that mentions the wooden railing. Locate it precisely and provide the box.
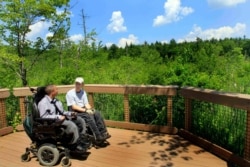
[0,84,178,134]
[0,88,10,130]
[0,84,250,167]
[180,87,250,167]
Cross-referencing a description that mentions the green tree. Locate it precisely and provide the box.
[0,0,70,86]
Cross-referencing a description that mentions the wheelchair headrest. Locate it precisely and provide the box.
[34,86,46,105]
[29,86,46,119]
[32,102,40,119]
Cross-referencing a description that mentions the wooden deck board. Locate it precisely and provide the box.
[0,128,227,167]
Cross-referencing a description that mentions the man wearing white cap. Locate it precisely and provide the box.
[66,77,111,143]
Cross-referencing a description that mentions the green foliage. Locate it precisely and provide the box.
[9,112,22,132]
[5,93,21,130]
[191,101,246,156]
[0,0,71,86]
[93,94,124,121]
[129,95,168,125]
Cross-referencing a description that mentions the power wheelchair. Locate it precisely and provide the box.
[21,87,91,166]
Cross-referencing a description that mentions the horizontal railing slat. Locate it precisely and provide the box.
[180,86,250,110]
[13,84,178,96]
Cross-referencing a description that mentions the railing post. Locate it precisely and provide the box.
[167,96,173,127]
[184,98,192,131]
[244,110,250,161]
[0,99,7,128]
[88,93,95,108]
[19,97,26,122]
[123,94,130,122]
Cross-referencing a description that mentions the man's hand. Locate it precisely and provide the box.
[85,103,92,109]
[71,112,77,119]
[59,115,65,120]
[86,109,94,115]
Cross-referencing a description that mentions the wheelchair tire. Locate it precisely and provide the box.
[21,152,31,162]
[61,156,71,167]
[37,144,59,166]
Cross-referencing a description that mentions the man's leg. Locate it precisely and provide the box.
[77,112,104,141]
[72,116,91,149]
[93,111,107,134]
[62,120,79,144]
[72,116,86,135]
[94,111,111,139]
[62,120,86,152]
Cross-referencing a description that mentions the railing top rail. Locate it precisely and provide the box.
[180,86,250,110]
[12,84,179,97]
[0,88,10,99]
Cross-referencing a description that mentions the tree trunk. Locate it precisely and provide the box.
[20,61,28,86]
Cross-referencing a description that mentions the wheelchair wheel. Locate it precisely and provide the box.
[37,144,59,166]
[21,152,31,162]
[61,156,71,167]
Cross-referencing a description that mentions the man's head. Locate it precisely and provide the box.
[45,85,58,98]
[75,77,84,92]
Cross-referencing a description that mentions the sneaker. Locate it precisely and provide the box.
[75,145,86,153]
[96,135,105,142]
[102,132,111,139]
[80,134,92,149]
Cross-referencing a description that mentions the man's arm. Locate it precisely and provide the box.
[71,104,86,112]
[37,100,65,119]
[38,100,59,119]
[66,90,87,112]
[56,100,74,116]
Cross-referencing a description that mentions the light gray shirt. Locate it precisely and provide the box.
[38,95,71,119]
[66,88,89,107]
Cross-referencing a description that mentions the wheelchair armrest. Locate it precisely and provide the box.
[35,118,64,126]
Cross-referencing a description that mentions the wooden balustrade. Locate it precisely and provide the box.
[180,86,250,166]
[11,84,178,134]
[0,85,250,166]
[0,89,10,129]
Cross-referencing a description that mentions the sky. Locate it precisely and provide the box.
[28,0,250,48]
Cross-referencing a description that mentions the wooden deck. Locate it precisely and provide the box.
[0,128,228,167]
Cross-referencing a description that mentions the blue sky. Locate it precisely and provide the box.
[28,0,250,47]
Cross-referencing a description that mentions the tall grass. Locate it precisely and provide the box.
[93,94,124,121]
[191,100,246,156]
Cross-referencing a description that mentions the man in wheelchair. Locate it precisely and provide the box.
[38,84,88,152]
[66,77,111,145]
[22,85,91,166]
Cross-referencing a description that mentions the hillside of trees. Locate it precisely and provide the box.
[1,37,250,94]
[1,1,249,93]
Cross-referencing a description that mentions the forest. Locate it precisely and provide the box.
[1,0,250,93]
[1,37,250,94]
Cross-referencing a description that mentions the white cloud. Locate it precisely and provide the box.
[45,32,53,39]
[153,0,193,27]
[207,0,247,7]
[161,40,169,44]
[105,42,114,48]
[118,34,139,48]
[178,23,246,42]
[69,34,84,42]
[107,11,127,33]
[56,9,64,15]
[57,9,73,17]
[26,21,50,40]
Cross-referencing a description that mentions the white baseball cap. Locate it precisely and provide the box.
[75,77,84,84]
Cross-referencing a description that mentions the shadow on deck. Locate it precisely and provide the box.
[0,128,227,167]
